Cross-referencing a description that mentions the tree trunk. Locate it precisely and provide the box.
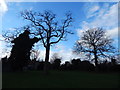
[94,52,98,67]
[94,50,98,72]
[93,46,98,67]
[44,45,50,74]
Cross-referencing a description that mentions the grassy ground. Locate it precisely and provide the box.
[2,71,120,88]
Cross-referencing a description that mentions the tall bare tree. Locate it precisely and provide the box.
[21,10,73,73]
[74,28,115,67]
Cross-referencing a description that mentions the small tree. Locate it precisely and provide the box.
[74,28,115,67]
[21,10,73,74]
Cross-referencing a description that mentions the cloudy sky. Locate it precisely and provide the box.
[0,0,119,63]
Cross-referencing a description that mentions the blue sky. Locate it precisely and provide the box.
[0,1,119,63]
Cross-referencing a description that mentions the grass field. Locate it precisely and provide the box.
[2,71,120,88]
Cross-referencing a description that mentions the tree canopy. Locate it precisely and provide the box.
[74,28,115,66]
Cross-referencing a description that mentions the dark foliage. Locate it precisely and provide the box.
[2,55,120,72]
[97,59,120,72]
[37,61,44,70]
[60,59,95,71]
[7,30,39,71]
[51,59,61,70]
[2,56,11,72]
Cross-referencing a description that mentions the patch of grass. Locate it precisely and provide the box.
[2,71,120,88]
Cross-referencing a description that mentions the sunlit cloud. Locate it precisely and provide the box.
[87,5,100,18]
[106,27,118,38]
[77,3,118,39]
[0,0,8,15]
[0,34,8,59]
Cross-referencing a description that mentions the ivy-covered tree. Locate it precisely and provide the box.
[8,30,40,71]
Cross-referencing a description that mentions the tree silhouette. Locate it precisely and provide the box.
[8,30,40,71]
[74,28,115,67]
[52,59,61,70]
[21,10,73,74]
[71,58,81,70]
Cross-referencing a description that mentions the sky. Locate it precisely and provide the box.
[0,0,119,63]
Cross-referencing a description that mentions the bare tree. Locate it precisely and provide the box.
[74,28,115,67]
[30,49,40,61]
[21,10,73,73]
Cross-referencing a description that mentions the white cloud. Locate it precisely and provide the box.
[106,27,118,38]
[76,29,84,38]
[37,48,56,61]
[106,27,118,48]
[8,28,16,31]
[90,3,118,28]
[0,34,4,48]
[0,35,6,58]
[54,44,66,50]
[87,5,100,18]
[0,0,8,15]
[54,48,79,64]
[0,34,11,59]
[52,44,81,63]
[77,3,118,39]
